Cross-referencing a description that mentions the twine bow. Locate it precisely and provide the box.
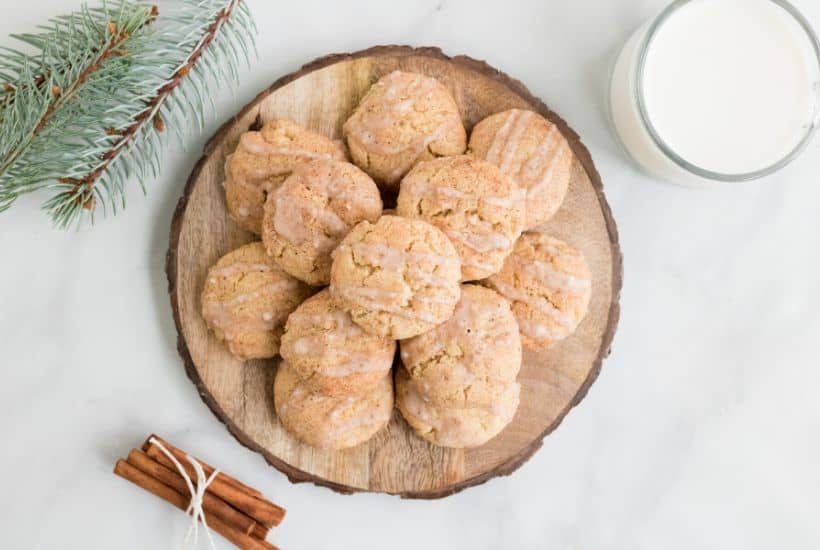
[149,437,220,550]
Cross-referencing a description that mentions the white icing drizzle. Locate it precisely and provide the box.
[446,227,511,254]
[327,395,358,423]
[489,382,521,417]
[239,132,337,161]
[334,239,460,324]
[526,134,569,199]
[215,281,300,308]
[336,286,449,324]
[290,309,364,340]
[432,185,524,209]
[482,112,569,207]
[400,376,510,445]
[344,71,452,161]
[481,192,524,209]
[519,125,558,182]
[348,242,460,279]
[276,382,303,416]
[462,257,497,273]
[485,110,518,165]
[322,401,392,445]
[401,176,523,271]
[273,194,348,251]
[489,242,591,341]
[286,305,390,378]
[271,165,368,250]
[225,130,343,232]
[516,317,559,340]
[400,377,437,425]
[498,111,534,173]
[489,278,576,331]
[382,122,447,182]
[340,285,410,304]
[408,266,456,288]
[321,351,388,377]
[405,291,518,377]
[202,280,301,339]
[414,290,458,305]
[280,376,391,446]
[521,258,592,295]
[417,360,477,396]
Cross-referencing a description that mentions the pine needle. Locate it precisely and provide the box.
[0,0,256,228]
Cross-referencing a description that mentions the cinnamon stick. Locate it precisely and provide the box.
[114,460,278,550]
[142,435,263,498]
[126,449,268,540]
[143,437,285,527]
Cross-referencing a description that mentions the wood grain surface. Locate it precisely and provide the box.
[167,46,622,498]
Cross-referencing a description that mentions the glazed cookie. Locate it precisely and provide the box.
[262,160,382,286]
[330,215,462,339]
[223,119,346,234]
[343,71,467,189]
[485,233,592,349]
[468,109,573,229]
[396,155,525,281]
[280,289,396,396]
[201,242,312,360]
[395,368,519,449]
[274,361,394,450]
[400,284,521,409]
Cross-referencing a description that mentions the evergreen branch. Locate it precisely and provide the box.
[0,15,151,181]
[66,2,240,200]
[0,0,256,228]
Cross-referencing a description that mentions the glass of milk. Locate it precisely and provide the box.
[609,0,820,185]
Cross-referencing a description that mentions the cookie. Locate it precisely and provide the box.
[485,233,592,349]
[468,109,573,229]
[395,368,519,449]
[262,160,382,286]
[330,215,462,339]
[396,155,525,281]
[223,119,346,234]
[201,242,312,360]
[274,361,394,450]
[400,284,521,409]
[343,71,467,189]
[280,289,396,396]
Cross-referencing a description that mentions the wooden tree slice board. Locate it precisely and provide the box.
[167,46,622,499]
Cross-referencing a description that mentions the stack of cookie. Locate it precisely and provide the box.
[396,284,522,448]
[275,290,396,450]
[201,69,592,450]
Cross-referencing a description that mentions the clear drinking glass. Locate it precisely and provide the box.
[608,0,820,185]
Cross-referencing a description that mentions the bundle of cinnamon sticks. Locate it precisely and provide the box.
[114,434,285,550]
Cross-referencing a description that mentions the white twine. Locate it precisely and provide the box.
[149,437,221,550]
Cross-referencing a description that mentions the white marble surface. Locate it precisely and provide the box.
[1,0,819,548]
